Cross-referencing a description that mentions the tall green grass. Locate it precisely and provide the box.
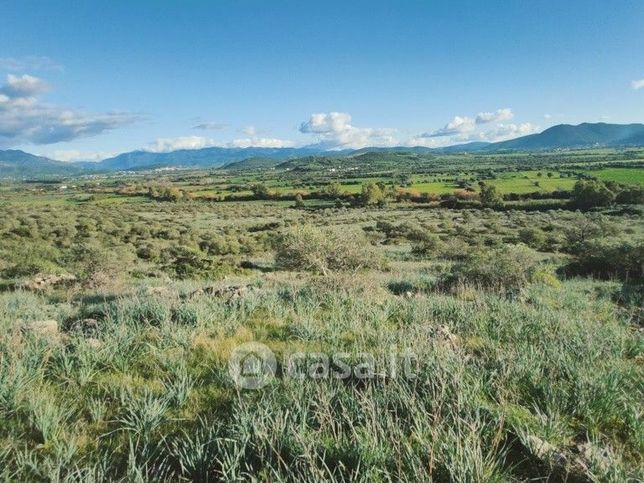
[0,276,641,480]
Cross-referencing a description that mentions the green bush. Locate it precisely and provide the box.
[161,245,212,279]
[563,214,619,252]
[566,237,643,281]
[374,220,431,244]
[444,244,542,292]
[67,241,132,287]
[570,180,615,209]
[615,185,644,205]
[411,233,442,256]
[1,243,63,278]
[274,225,385,275]
[361,182,387,207]
[479,183,503,208]
[250,183,272,199]
[518,227,546,250]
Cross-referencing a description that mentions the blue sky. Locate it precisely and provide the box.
[1,0,643,160]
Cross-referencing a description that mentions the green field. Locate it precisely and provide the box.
[585,167,644,186]
[0,150,642,481]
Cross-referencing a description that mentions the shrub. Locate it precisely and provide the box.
[68,241,132,288]
[161,245,213,279]
[444,244,541,292]
[250,183,272,199]
[274,225,385,275]
[293,193,305,208]
[479,183,503,208]
[570,180,615,209]
[361,182,387,207]
[147,186,189,202]
[324,182,344,198]
[563,214,619,252]
[411,233,442,256]
[518,227,546,250]
[565,237,643,281]
[374,221,429,244]
[615,185,644,205]
[199,235,241,256]
[439,195,459,209]
[1,243,63,278]
[437,237,471,261]
[136,242,161,261]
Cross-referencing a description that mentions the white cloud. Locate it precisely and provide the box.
[299,112,397,149]
[0,74,139,147]
[420,115,476,138]
[1,74,49,98]
[47,149,116,162]
[475,108,513,124]
[300,112,353,134]
[241,125,258,136]
[146,136,219,152]
[0,56,63,72]
[632,78,644,90]
[479,122,540,141]
[422,108,516,139]
[412,108,538,146]
[421,108,515,139]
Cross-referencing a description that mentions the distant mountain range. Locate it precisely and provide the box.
[0,150,82,178]
[490,122,644,150]
[1,122,643,177]
[95,146,330,171]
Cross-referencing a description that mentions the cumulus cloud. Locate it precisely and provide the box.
[0,56,63,72]
[192,121,227,130]
[411,108,538,146]
[299,112,397,149]
[146,136,219,152]
[421,108,515,139]
[479,122,540,141]
[0,74,140,147]
[420,115,476,138]
[632,78,644,90]
[1,74,49,98]
[475,108,514,124]
[300,112,353,135]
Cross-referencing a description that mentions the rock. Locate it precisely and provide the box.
[204,285,248,298]
[20,273,76,291]
[434,325,461,347]
[185,284,250,300]
[23,319,59,338]
[526,435,567,467]
[68,318,100,337]
[574,441,611,475]
[85,338,103,349]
